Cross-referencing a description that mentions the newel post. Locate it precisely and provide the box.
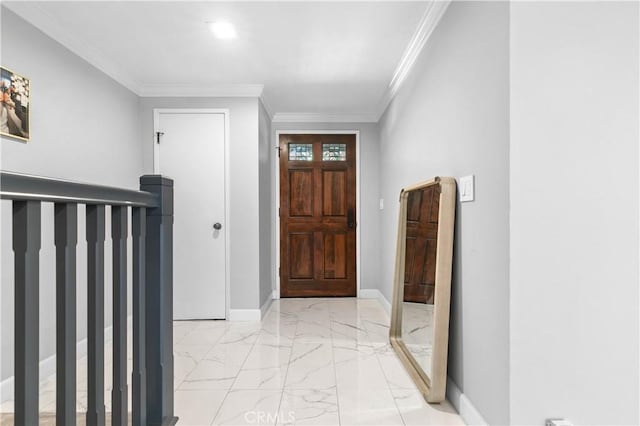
[140,175,177,426]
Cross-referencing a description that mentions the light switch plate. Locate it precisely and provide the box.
[459,175,475,202]
[379,199,384,210]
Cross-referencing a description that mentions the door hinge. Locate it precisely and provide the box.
[278,207,281,216]
[275,146,281,157]
[278,267,281,277]
[156,131,165,144]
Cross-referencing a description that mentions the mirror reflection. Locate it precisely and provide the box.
[401,184,440,377]
[389,177,455,403]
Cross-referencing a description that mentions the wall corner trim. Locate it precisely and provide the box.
[375,0,451,120]
[446,377,489,426]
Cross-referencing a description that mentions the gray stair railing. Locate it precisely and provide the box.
[1,171,177,426]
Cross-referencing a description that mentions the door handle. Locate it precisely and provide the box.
[213,222,222,230]
[347,209,355,229]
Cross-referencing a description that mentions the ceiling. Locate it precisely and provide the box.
[5,1,439,120]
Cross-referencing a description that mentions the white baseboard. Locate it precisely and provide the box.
[228,308,262,321]
[230,295,274,322]
[358,288,391,315]
[272,289,279,300]
[446,377,488,426]
[1,324,114,404]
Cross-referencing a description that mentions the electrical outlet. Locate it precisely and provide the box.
[545,419,573,426]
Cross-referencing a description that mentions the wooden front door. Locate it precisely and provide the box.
[404,184,440,304]
[279,134,357,297]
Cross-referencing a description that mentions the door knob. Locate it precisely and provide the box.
[213,223,222,230]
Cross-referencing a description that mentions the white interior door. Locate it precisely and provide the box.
[155,110,227,319]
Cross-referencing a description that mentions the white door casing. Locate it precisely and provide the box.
[153,109,229,320]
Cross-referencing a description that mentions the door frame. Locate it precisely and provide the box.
[153,108,231,319]
[274,130,361,299]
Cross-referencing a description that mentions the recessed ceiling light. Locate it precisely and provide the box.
[209,21,237,40]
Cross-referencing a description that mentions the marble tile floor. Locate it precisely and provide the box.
[0,298,464,425]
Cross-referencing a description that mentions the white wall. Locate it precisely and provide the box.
[138,97,262,311]
[258,103,272,308]
[509,2,639,424]
[270,122,381,296]
[1,8,142,382]
[378,2,510,424]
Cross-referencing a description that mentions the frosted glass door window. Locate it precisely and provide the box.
[323,143,347,161]
[289,144,313,161]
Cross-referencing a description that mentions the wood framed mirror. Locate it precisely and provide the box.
[389,177,456,403]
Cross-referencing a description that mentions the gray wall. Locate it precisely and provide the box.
[1,8,142,381]
[138,97,262,311]
[4,5,638,424]
[258,103,272,308]
[377,2,510,424]
[270,122,381,295]
[509,2,639,424]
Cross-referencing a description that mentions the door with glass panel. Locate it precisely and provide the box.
[279,134,356,297]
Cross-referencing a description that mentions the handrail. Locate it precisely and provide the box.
[5,170,177,426]
[0,171,159,207]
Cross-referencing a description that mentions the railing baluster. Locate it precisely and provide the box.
[86,205,106,426]
[55,203,78,425]
[140,176,177,426]
[111,206,128,426]
[2,171,177,426]
[132,207,147,426]
[13,200,41,426]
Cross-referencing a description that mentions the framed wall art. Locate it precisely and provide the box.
[1,66,30,141]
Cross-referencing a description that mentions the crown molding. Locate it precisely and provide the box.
[272,112,378,123]
[4,2,265,100]
[6,1,450,119]
[375,0,451,120]
[138,83,264,98]
[3,1,142,95]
